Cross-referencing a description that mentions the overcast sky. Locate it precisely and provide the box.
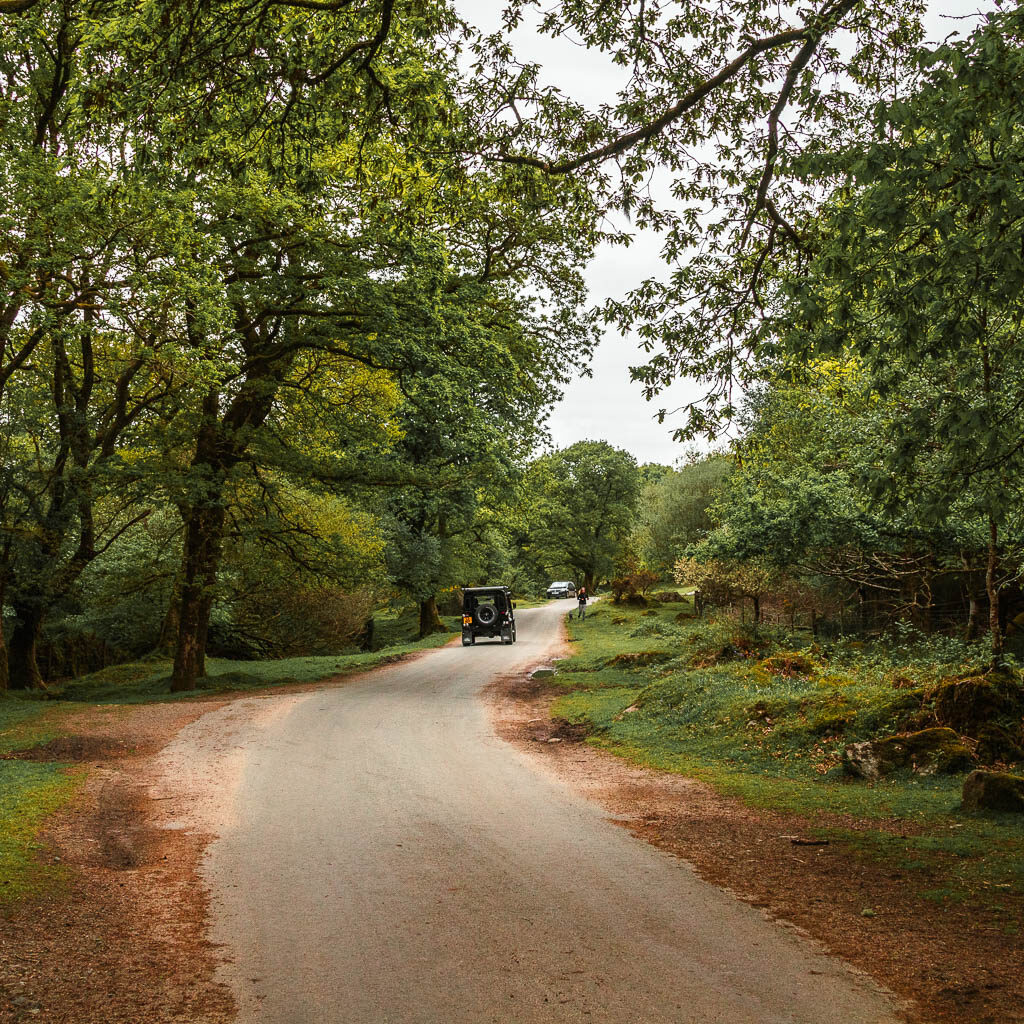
[455,1,998,466]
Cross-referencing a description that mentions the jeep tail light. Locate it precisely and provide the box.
[463,615,472,626]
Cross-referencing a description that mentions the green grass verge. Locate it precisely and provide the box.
[24,616,460,705]
[0,759,80,900]
[0,698,61,756]
[553,601,1024,902]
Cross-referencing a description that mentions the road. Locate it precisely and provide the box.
[158,601,901,1024]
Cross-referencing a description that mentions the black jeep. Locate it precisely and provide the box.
[461,586,517,646]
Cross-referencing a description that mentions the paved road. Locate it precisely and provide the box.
[161,602,901,1023]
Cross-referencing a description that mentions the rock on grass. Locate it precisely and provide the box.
[933,671,1024,733]
[843,727,973,781]
[961,770,1024,813]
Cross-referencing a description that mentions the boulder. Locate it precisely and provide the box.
[933,671,1024,733]
[961,770,1024,813]
[974,723,1024,765]
[843,727,973,781]
[843,741,882,781]
[653,591,686,603]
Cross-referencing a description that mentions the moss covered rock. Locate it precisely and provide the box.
[933,671,1024,734]
[760,652,815,677]
[810,708,857,736]
[608,650,674,668]
[843,727,973,781]
[961,770,1024,813]
[974,724,1024,765]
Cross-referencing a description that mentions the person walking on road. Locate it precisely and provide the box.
[576,585,588,621]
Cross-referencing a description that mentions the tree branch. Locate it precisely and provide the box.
[499,27,809,175]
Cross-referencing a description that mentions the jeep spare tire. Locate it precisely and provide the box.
[475,604,497,626]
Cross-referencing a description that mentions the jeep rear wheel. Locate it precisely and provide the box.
[475,605,497,627]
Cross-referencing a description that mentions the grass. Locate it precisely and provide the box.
[0,758,80,900]
[0,697,61,756]
[0,609,461,903]
[26,616,460,705]
[551,599,1024,902]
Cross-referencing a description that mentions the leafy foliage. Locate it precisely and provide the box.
[0,0,605,685]
[520,440,641,590]
[633,456,732,574]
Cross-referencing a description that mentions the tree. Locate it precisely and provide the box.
[470,0,929,436]
[774,9,1024,659]
[674,556,782,624]
[634,457,732,575]
[522,441,641,591]
[0,183,211,688]
[0,0,604,691]
[379,289,580,636]
[121,1,602,688]
[0,0,222,688]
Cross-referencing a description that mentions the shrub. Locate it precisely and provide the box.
[629,620,683,640]
[223,586,378,658]
[610,569,660,603]
[674,556,782,622]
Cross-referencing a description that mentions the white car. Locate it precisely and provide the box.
[546,581,577,599]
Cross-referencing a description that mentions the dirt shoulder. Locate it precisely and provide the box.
[488,671,1024,1024]
[0,699,235,1024]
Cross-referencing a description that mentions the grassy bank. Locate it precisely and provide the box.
[28,616,460,705]
[0,611,459,901]
[550,598,1024,905]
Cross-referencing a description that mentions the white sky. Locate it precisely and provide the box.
[456,1,998,465]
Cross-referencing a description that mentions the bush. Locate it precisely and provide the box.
[223,586,378,658]
[760,652,816,677]
[610,570,660,603]
[674,556,781,621]
[683,617,786,666]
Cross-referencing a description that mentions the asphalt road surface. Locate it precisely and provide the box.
[162,601,901,1024]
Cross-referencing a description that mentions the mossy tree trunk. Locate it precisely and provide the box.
[962,554,981,643]
[157,571,184,655]
[0,620,8,693]
[418,596,447,638]
[171,502,225,692]
[169,342,295,692]
[0,571,7,691]
[986,515,1004,665]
